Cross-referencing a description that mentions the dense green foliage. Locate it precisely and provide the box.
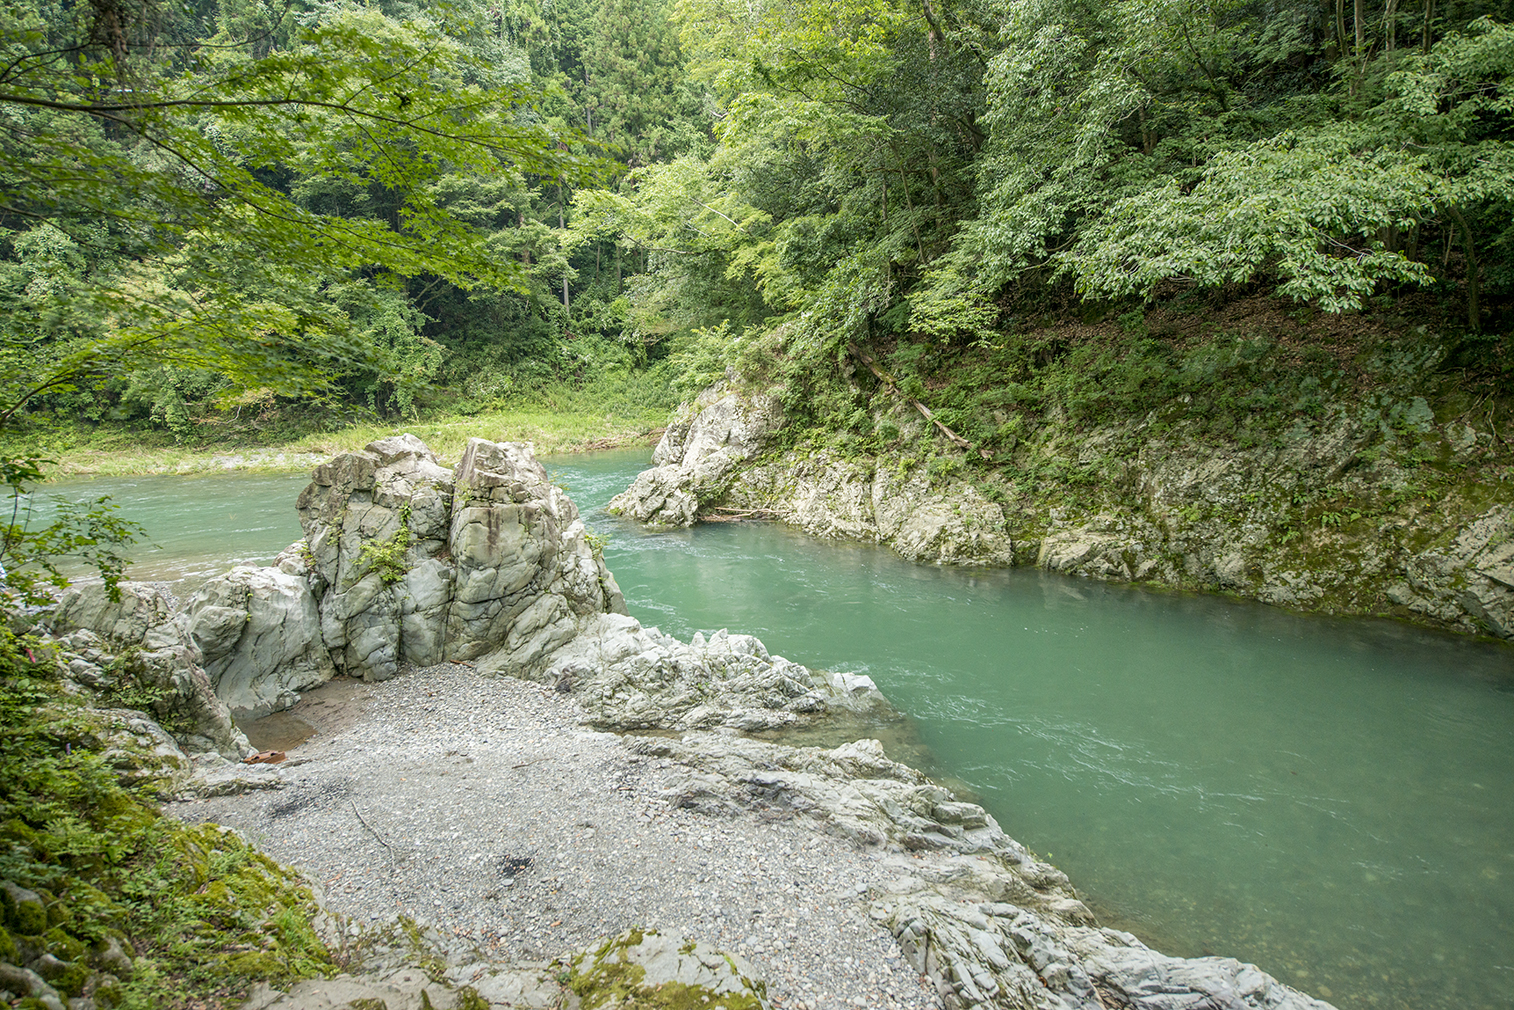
[594,0,1513,417]
[0,626,335,1007]
[0,0,706,438]
[3,0,1509,446]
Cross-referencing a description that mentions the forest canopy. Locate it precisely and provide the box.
[2,0,1510,437]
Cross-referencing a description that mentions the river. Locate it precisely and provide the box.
[32,449,1514,1010]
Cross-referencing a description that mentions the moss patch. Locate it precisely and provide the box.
[0,624,336,1009]
[567,930,767,1010]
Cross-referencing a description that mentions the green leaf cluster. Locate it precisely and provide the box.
[588,0,1514,405]
[0,625,335,1006]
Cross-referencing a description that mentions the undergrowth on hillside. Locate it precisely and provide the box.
[0,626,334,1008]
[708,296,1509,481]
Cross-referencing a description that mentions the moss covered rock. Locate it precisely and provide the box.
[568,928,769,1010]
[2,881,48,936]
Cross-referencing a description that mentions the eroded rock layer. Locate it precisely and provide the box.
[609,380,1514,640]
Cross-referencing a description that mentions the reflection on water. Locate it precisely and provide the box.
[33,450,1514,1010]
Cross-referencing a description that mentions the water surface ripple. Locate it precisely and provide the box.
[43,451,1514,1010]
[548,450,1514,1010]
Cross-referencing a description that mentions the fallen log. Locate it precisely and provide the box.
[846,342,992,459]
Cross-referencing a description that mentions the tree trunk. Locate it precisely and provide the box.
[1448,205,1480,331]
[1353,0,1367,92]
[1422,0,1433,52]
[559,179,569,314]
[1385,0,1399,52]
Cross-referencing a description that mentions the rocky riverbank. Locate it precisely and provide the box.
[609,375,1514,642]
[5,436,1338,1010]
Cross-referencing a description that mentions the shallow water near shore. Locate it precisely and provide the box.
[25,470,308,585]
[548,450,1514,1010]
[43,451,1514,1010]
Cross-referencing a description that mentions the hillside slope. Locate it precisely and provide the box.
[613,298,1514,640]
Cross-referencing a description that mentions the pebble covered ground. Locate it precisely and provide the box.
[171,664,942,1010]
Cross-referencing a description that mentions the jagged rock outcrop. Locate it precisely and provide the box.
[291,434,628,682]
[178,564,335,721]
[610,385,1015,565]
[639,731,1334,1010]
[537,616,887,732]
[22,434,639,753]
[609,381,786,527]
[45,584,252,759]
[149,434,883,736]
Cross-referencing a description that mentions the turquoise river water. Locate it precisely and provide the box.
[34,450,1514,1010]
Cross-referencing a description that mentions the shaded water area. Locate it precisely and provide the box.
[42,451,1514,1010]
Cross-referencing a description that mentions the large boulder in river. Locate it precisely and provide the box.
[608,381,784,526]
[292,434,627,682]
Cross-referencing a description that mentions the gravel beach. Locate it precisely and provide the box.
[170,663,942,1010]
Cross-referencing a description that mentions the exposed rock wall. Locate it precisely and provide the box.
[610,383,1514,640]
[46,583,252,759]
[292,434,628,681]
[609,386,1015,565]
[179,563,334,721]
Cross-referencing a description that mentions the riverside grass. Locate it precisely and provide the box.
[3,380,673,478]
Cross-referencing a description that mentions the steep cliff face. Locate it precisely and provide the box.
[609,377,1514,641]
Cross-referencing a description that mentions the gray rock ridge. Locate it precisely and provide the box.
[27,435,892,760]
[610,381,1514,639]
[44,585,253,760]
[608,380,787,528]
[525,613,889,733]
[639,731,1336,1010]
[173,434,884,738]
[294,433,629,682]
